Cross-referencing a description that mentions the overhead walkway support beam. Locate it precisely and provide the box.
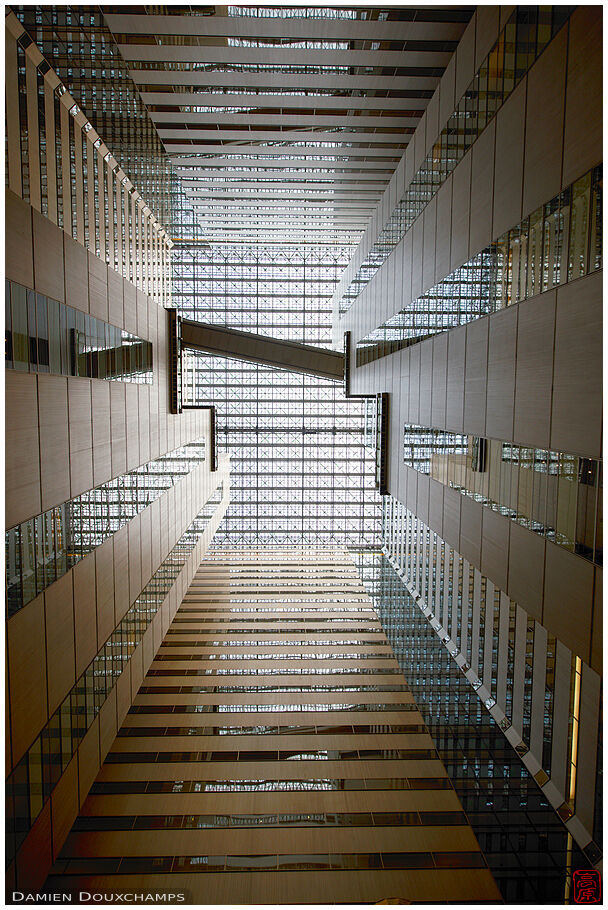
[180,318,344,382]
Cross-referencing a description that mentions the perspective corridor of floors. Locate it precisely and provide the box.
[45,550,501,903]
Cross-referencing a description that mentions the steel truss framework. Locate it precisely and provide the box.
[171,219,381,549]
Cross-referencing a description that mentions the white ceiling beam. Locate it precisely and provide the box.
[180,183,384,197]
[164,130,411,143]
[170,157,394,171]
[163,142,404,157]
[153,113,419,128]
[173,169,389,185]
[117,44,453,68]
[140,91,430,111]
[105,13,466,43]
[128,70,440,92]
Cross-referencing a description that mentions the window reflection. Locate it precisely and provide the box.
[5,280,153,383]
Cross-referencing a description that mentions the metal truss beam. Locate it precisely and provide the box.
[181,319,344,382]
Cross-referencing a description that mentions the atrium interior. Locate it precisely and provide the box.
[4,4,603,905]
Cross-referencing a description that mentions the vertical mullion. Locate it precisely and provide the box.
[43,79,57,224]
[60,102,72,236]
[5,27,22,196]
[25,55,41,211]
[73,121,84,245]
[107,164,115,271]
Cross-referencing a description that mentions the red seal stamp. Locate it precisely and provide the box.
[573,869,602,904]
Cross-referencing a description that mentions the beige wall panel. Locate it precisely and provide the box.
[33,210,65,303]
[116,664,132,730]
[5,190,34,288]
[439,55,456,132]
[91,381,112,488]
[445,324,466,432]
[434,175,453,284]
[485,305,517,441]
[523,25,567,216]
[513,290,556,449]
[68,377,93,497]
[44,572,76,717]
[16,800,52,895]
[63,233,89,314]
[506,522,545,622]
[442,485,461,550]
[424,90,439,155]
[107,267,124,328]
[50,755,79,861]
[130,641,145,700]
[5,370,41,526]
[422,195,437,293]
[109,382,127,477]
[128,515,143,606]
[480,508,509,590]
[562,6,603,187]
[138,385,151,465]
[459,494,482,568]
[95,537,115,646]
[73,552,98,678]
[113,524,131,624]
[469,118,495,255]
[475,6,500,69]
[140,507,152,589]
[543,543,593,662]
[407,343,420,424]
[590,567,602,675]
[413,111,427,174]
[430,332,448,428]
[492,78,525,239]
[124,280,138,336]
[450,149,472,271]
[99,686,118,761]
[454,14,476,102]
[125,383,141,471]
[78,715,100,808]
[428,479,444,538]
[463,317,488,437]
[7,593,47,765]
[551,273,602,458]
[410,216,424,300]
[416,474,430,527]
[418,341,432,426]
[136,288,149,340]
[38,374,70,511]
[88,250,109,321]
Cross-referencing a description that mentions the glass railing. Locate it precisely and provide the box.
[402,426,602,566]
[5,483,225,868]
[6,441,206,616]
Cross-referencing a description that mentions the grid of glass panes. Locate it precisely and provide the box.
[5,441,206,616]
[356,164,602,366]
[170,216,381,549]
[5,486,224,869]
[338,6,575,316]
[182,351,381,549]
